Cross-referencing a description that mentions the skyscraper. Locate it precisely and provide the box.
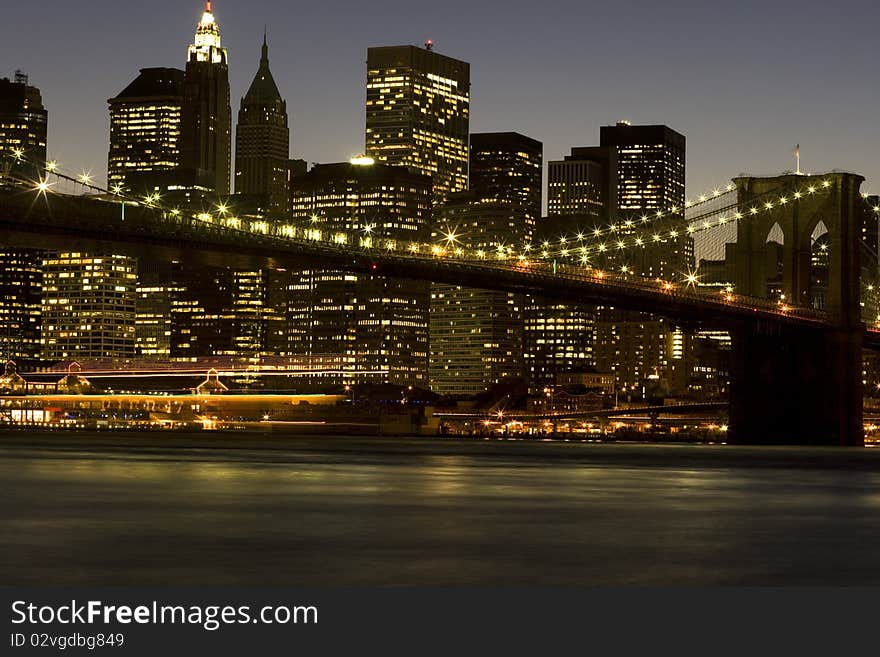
[0,72,48,364]
[365,44,470,203]
[590,123,688,397]
[234,35,290,214]
[547,146,616,224]
[600,122,689,279]
[429,133,542,396]
[181,1,231,195]
[469,132,543,238]
[0,71,46,184]
[289,159,432,386]
[429,192,527,396]
[107,67,184,192]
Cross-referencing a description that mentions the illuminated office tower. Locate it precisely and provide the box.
[107,67,184,191]
[0,71,46,184]
[469,132,543,237]
[165,263,287,358]
[169,263,234,357]
[135,260,184,358]
[523,301,597,393]
[366,44,469,203]
[289,159,432,386]
[0,250,42,363]
[429,134,541,396]
[600,122,688,278]
[234,35,290,214]
[181,1,231,195]
[429,192,527,396]
[597,123,688,398]
[0,72,47,364]
[41,254,137,361]
[547,146,616,225]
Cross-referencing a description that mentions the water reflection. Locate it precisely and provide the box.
[3,434,880,586]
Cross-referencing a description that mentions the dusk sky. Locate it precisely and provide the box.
[3,0,878,199]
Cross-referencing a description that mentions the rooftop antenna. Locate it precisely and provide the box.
[425,39,434,51]
[14,70,27,85]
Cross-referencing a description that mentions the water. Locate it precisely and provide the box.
[4,431,880,586]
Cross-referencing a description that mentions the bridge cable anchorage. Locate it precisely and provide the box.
[0,150,837,319]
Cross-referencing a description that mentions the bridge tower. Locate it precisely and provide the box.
[729,172,865,446]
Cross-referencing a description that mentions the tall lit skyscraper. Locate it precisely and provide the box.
[429,133,541,396]
[107,67,184,192]
[469,132,543,237]
[290,159,432,386]
[365,44,470,203]
[429,192,527,396]
[41,254,137,361]
[0,72,48,364]
[234,35,290,214]
[600,122,688,278]
[181,1,231,195]
[0,71,46,184]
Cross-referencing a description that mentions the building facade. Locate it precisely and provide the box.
[0,71,47,183]
[234,36,289,214]
[469,132,543,238]
[181,1,231,195]
[365,44,469,204]
[0,72,48,364]
[41,254,137,361]
[289,160,432,386]
[429,192,529,397]
[107,67,185,192]
[547,146,616,225]
[599,122,689,279]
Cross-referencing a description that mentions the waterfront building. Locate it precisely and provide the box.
[289,159,432,386]
[41,254,137,361]
[429,192,527,396]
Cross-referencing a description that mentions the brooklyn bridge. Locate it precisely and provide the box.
[2,152,879,446]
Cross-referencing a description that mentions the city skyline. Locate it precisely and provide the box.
[3,0,879,201]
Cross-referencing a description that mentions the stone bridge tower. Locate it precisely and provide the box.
[728,172,865,446]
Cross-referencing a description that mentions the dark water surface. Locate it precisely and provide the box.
[4,431,880,586]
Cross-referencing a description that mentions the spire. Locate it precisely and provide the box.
[243,34,282,104]
[189,0,226,64]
